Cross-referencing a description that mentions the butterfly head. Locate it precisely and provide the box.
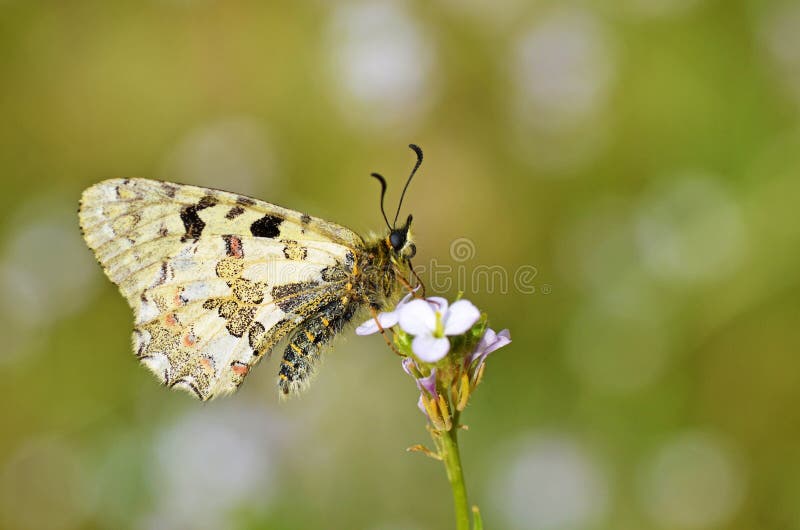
[371,144,423,262]
[388,214,416,260]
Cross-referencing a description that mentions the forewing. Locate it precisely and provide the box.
[78,178,359,399]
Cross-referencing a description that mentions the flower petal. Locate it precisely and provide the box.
[354,310,400,335]
[399,299,438,335]
[492,328,512,350]
[417,368,438,397]
[355,319,379,335]
[398,289,418,306]
[401,357,418,377]
[443,299,480,335]
[478,327,498,349]
[412,335,450,363]
[377,311,400,328]
[468,327,512,380]
[426,297,449,314]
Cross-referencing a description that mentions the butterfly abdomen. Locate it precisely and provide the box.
[278,296,360,395]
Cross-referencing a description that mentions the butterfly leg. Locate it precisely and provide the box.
[409,264,426,297]
[369,304,403,356]
[393,264,425,299]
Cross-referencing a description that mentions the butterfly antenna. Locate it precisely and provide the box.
[370,172,392,230]
[393,144,423,228]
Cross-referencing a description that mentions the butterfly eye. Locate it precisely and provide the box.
[389,230,405,251]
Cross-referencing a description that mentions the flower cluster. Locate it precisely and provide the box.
[357,293,510,431]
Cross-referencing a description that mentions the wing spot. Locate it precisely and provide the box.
[215,257,244,279]
[197,195,218,209]
[200,357,214,373]
[116,184,139,200]
[231,361,250,376]
[151,261,171,287]
[180,196,217,242]
[223,235,244,258]
[173,288,187,306]
[225,206,245,219]
[282,240,308,261]
[183,331,198,347]
[180,205,205,242]
[250,214,283,238]
[226,306,255,337]
[248,321,266,351]
[231,278,267,305]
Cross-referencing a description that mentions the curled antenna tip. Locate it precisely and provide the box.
[370,172,391,230]
[393,144,424,226]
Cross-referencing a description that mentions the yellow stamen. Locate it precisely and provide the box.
[433,311,444,338]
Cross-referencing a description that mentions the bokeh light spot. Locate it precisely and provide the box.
[759,2,800,107]
[489,433,610,530]
[327,1,435,128]
[141,401,284,529]
[565,284,671,393]
[0,200,98,363]
[160,116,277,197]
[639,431,746,528]
[635,175,747,284]
[511,7,616,133]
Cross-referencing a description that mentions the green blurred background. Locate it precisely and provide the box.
[2,1,800,529]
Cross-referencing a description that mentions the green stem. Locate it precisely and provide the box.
[439,416,470,530]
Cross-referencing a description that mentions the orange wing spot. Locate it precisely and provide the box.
[229,236,243,258]
[321,317,330,327]
[165,313,178,326]
[174,289,185,306]
[183,333,197,347]
[200,357,213,372]
[232,363,249,376]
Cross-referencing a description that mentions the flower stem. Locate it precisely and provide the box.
[438,414,470,530]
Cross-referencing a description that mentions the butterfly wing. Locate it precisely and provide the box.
[79,178,363,400]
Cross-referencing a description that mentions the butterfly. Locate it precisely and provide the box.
[78,144,423,400]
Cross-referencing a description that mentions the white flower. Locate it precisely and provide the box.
[398,297,481,362]
[354,291,416,335]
